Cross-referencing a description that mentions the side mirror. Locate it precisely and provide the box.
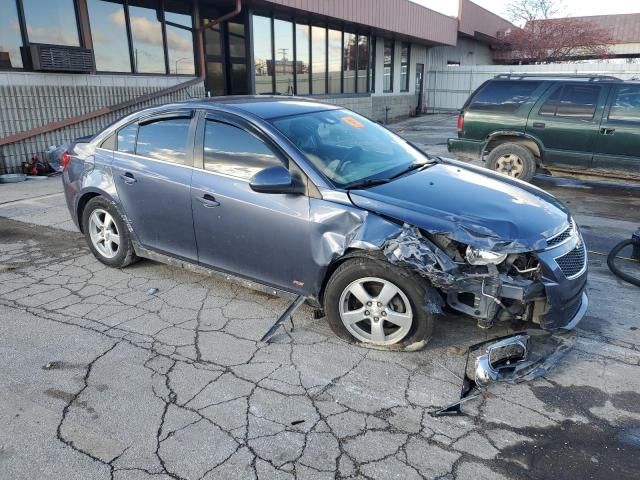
[249,165,304,194]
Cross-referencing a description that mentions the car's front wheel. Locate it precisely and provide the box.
[82,196,136,268]
[324,256,437,350]
[486,143,536,182]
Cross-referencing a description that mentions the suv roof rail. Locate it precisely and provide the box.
[494,73,623,82]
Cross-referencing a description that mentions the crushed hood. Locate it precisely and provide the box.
[348,162,570,253]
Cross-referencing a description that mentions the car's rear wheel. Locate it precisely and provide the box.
[486,143,536,182]
[324,256,437,350]
[82,196,136,268]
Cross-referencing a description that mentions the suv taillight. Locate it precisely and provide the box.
[457,113,464,132]
[61,152,71,170]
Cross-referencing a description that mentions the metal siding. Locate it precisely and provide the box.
[458,0,513,38]
[424,63,640,113]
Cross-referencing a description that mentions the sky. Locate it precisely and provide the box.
[413,0,640,20]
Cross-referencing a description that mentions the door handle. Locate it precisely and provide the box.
[198,194,220,208]
[600,127,615,135]
[532,122,546,129]
[120,172,137,185]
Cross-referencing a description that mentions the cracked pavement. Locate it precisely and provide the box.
[1,123,640,479]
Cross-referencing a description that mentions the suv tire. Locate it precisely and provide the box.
[324,256,438,351]
[486,143,536,182]
[82,196,137,268]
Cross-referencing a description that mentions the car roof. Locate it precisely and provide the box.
[180,95,342,120]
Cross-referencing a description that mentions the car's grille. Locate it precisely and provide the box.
[555,242,587,278]
[547,222,574,248]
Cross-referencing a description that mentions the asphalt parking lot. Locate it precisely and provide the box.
[1,114,639,480]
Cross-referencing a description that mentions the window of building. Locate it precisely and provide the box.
[252,15,273,94]
[609,85,640,122]
[357,35,370,93]
[539,84,600,118]
[204,121,284,179]
[117,124,138,154]
[128,1,166,74]
[295,23,310,95]
[0,0,24,68]
[343,32,356,94]
[87,0,131,72]
[136,117,191,164]
[469,80,541,113]
[164,3,195,75]
[205,25,222,57]
[400,42,410,91]
[228,22,246,58]
[22,0,80,46]
[383,39,394,92]
[311,26,326,94]
[327,29,341,94]
[274,19,294,94]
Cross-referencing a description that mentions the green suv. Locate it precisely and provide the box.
[447,74,640,182]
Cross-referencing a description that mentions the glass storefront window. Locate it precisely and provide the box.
[205,25,222,56]
[400,42,410,91]
[274,19,293,94]
[252,15,273,94]
[87,0,131,72]
[311,26,326,94]
[206,62,224,95]
[383,39,394,92]
[228,22,246,58]
[128,1,166,73]
[165,11,194,75]
[327,29,341,94]
[0,0,24,68]
[22,0,79,46]
[357,35,369,93]
[295,23,310,95]
[343,33,356,94]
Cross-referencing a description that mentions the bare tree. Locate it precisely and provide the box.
[498,0,613,63]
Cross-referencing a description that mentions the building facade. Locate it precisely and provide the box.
[0,0,508,173]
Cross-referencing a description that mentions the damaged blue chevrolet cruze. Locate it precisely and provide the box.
[62,97,588,363]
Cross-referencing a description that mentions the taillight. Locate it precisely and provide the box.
[61,152,71,170]
[457,114,464,132]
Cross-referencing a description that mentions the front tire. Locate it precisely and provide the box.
[323,257,438,350]
[486,143,536,182]
[82,196,136,268]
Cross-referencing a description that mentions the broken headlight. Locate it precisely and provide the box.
[465,246,507,266]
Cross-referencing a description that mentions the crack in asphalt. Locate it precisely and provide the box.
[1,220,639,480]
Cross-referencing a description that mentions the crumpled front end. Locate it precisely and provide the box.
[381,222,588,332]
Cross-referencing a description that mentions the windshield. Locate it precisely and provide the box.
[270,109,428,188]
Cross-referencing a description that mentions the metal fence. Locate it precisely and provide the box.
[425,63,640,113]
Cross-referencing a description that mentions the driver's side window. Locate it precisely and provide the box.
[203,120,286,180]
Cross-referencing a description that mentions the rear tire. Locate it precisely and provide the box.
[323,256,439,351]
[486,143,536,182]
[82,196,136,268]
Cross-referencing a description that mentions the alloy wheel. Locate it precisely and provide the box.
[495,153,524,178]
[88,209,120,259]
[338,277,413,345]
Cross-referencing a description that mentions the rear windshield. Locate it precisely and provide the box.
[468,80,541,113]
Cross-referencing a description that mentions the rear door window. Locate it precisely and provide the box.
[539,84,600,118]
[468,80,541,112]
[135,117,192,165]
[203,120,286,179]
[117,124,138,154]
[608,85,640,122]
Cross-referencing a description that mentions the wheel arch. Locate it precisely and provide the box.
[483,132,544,164]
[75,188,117,233]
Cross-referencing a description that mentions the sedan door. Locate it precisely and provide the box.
[526,83,609,170]
[111,111,198,261]
[593,83,640,177]
[190,112,315,293]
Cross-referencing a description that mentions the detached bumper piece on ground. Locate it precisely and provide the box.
[431,329,577,416]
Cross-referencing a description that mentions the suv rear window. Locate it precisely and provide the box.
[468,80,541,113]
[539,84,600,118]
